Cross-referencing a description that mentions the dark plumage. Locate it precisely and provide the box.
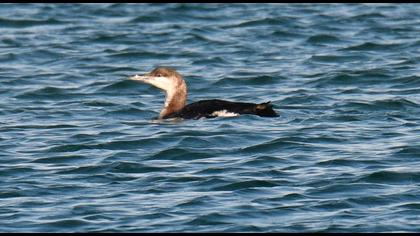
[164,99,278,119]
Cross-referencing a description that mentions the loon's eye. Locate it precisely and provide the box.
[156,74,163,77]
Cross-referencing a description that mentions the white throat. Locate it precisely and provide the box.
[130,74,187,119]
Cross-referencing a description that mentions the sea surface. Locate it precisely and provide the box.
[0,3,419,233]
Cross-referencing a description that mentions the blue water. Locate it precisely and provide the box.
[1,3,419,232]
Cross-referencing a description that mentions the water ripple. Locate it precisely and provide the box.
[0,17,65,28]
[0,3,419,233]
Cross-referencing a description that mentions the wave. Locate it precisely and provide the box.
[305,70,393,88]
[0,17,65,28]
[359,170,420,184]
[306,34,342,44]
[340,42,404,51]
[335,98,419,111]
[241,137,312,153]
[149,147,214,160]
[14,86,77,99]
[308,54,366,63]
[212,179,279,191]
[222,17,293,29]
[212,75,281,87]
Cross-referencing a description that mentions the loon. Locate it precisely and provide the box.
[129,67,278,119]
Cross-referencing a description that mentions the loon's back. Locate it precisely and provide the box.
[163,99,278,119]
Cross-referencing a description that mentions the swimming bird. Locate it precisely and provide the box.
[129,67,278,119]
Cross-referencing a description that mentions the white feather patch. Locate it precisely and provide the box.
[211,110,239,117]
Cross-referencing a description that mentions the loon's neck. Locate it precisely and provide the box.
[160,79,187,119]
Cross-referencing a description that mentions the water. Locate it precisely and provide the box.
[0,3,419,232]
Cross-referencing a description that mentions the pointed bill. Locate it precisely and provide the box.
[129,74,173,92]
[129,75,148,82]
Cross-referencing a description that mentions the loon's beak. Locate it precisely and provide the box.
[129,75,150,83]
[129,74,172,92]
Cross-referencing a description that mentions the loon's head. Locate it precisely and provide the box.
[129,67,185,92]
[129,67,187,118]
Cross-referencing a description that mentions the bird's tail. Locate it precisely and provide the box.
[255,101,278,117]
